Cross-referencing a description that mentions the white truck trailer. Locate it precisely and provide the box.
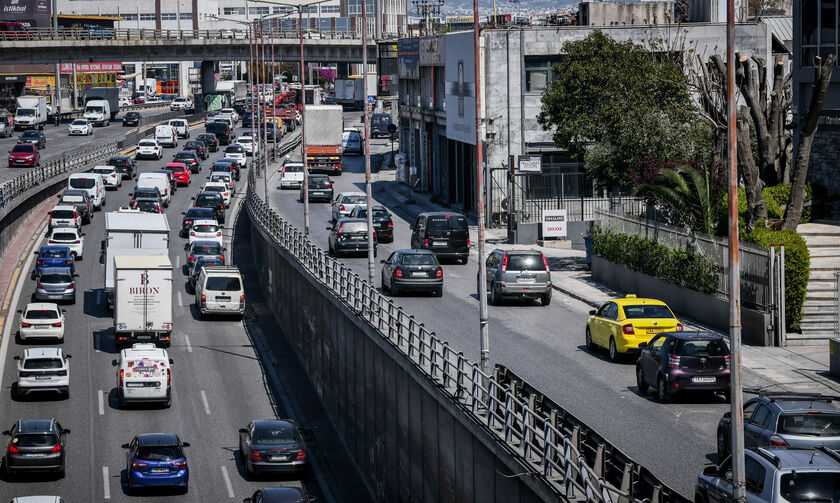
[113,255,173,348]
[104,211,170,308]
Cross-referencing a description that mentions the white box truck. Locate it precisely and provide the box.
[215,80,247,103]
[114,255,173,348]
[334,75,377,110]
[14,95,47,130]
[104,211,170,307]
[304,105,344,174]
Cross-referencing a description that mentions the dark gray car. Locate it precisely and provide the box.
[185,240,224,269]
[58,190,93,224]
[327,218,376,258]
[484,249,551,306]
[300,174,333,202]
[2,419,70,478]
[381,249,443,297]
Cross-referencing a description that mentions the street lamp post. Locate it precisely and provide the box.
[361,0,375,285]
[259,21,269,196]
[473,0,489,374]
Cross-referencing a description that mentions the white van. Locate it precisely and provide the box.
[168,118,190,138]
[195,265,244,319]
[155,124,178,148]
[67,173,106,210]
[113,343,172,408]
[136,172,171,207]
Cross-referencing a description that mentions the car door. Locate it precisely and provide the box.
[411,216,424,248]
[744,455,769,503]
[745,403,771,448]
[640,335,665,383]
[600,302,619,347]
[590,303,610,347]
[705,456,734,503]
[383,252,397,283]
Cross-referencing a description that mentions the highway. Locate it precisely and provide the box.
[0,106,175,184]
[0,121,369,501]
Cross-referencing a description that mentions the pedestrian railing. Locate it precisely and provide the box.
[0,27,372,43]
[245,141,671,503]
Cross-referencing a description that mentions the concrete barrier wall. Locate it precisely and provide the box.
[248,212,548,503]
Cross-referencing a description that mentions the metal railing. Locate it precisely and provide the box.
[245,140,675,503]
[0,27,371,42]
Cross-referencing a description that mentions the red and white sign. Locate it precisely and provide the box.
[59,62,123,73]
[542,209,567,239]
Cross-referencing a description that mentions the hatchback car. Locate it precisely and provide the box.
[2,419,70,478]
[182,207,215,235]
[223,144,247,168]
[123,111,141,127]
[188,219,223,246]
[165,162,190,186]
[183,140,208,160]
[212,159,240,182]
[331,191,367,222]
[14,348,71,398]
[716,393,840,461]
[132,197,163,214]
[18,130,46,149]
[300,174,333,202]
[410,212,470,264]
[172,150,200,173]
[484,249,551,306]
[193,192,225,223]
[124,433,189,493]
[48,205,81,230]
[8,143,40,167]
[135,139,163,160]
[197,134,218,152]
[34,246,74,276]
[235,135,258,156]
[67,118,93,136]
[350,205,394,243]
[381,249,442,297]
[238,419,307,476]
[34,267,77,304]
[107,156,136,179]
[58,189,93,223]
[186,240,225,268]
[327,218,377,258]
[342,129,363,155]
[636,331,730,403]
[47,228,84,259]
[585,295,683,362]
[18,303,65,341]
[279,162,304,189]
[91,165,122,189]
[202,182,231,205]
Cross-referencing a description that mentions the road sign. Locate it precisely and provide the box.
[542,209,567,239]
[368,95,375,103]
[518,155,542,173]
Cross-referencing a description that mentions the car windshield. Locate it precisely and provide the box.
[779,472,840,503]
[69,178,95,189]
[11,145,34,153]
[206,277,241,291]
[51,210,75,219]
[25,309,60,319]
[342,196,366,205]
[401,254,437,265]
[193,224,219,233]
[23,358,63,370]
[339,222,368,233]
[187,209,213,219]
[777,413,840,437]
[674,339,729,357]
[86,106,104,113]
[71,120,87,126]
[253,423,295,444]
[193,244,221,254]
[622,305,675,319]
[40,249,66,258]
[14,434,58,447]
[52,232,77,241]
[506,255,545,271]
[135,446,183,461]
[41,273,72,283]
[195,195,220,206]
[428,216,467,231]
[16,109,35,117]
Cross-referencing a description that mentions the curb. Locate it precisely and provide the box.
[551,283,601,308]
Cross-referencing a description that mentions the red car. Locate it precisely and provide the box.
[165,162,191,186]
[8,143,40,167]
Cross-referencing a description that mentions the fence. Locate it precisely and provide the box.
[245,142,685,503]
[0,27,370,43]
[595,209,772,312]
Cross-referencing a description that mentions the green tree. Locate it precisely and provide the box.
[537,31,704,189]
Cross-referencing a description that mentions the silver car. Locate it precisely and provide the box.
[484,249,552,306]
[34,267,77,304]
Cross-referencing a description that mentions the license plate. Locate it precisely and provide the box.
[433,241,446,246]
[151,468,169,473]
[216,296,231,301]
[35,324,48,329]
[691,377,716,383]
[518,277,536,283]
[127,382,144,387]
[412,272,426,278]
[26,453,46,457]
[269,455,288,462]
[34,375,51,380]
[48,295,62,299]
[646,328,667,334]
[136,335,151,340]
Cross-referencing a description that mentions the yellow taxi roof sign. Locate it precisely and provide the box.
[625,294,637,298]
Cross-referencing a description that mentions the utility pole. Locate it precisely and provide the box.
[260,21,269,195]
[249,22,257,183]
[52,0,61,117]
[473,0,488,374]
[727,0,746,497]
[298,6,310,238]
[362,0,375,285]
[270,19,277,160]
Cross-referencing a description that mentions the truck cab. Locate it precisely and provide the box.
[84,99,111,127]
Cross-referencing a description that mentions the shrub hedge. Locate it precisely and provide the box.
[590,226,719,295]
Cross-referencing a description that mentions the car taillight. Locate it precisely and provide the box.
[153,147,159,150]
[467,238,471,246]
[36,260,43,265]
[501,254,508,273]
[668,355,681,368]
[220,204,225,210]
[56,370,67,376]
[239,295,245,308]
[131,461,148,470]
[171,459,186,469]
[769,435,789,447]
[74,240,80,244]
[217,232,222,237]
[725,355,731,369]
[542,254,550,272]
[436,267,443,279]
[66,285,75,291]
[49,444,62,453]
[327,183,332,188]
[339,204,345,211]
[164,188,168,195]
[251,450,263,461]
[621,324,635,335]
[200,294,206,306]
[119,369,124,387]
[423,238,428,248]
[167,368,171,386]
[21,322,31,328]
[7,445,19,454]
[64,260,71,265]
[295,449,306,461]
[388,221,393,227]
[190,232,195,237]
[189,255,194,261]
[52,322,62,327]
[85,205,89,210]
[676,323,684,332]
[220,255,225,261]
[394,268,403,279]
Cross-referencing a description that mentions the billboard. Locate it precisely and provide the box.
[1,0,50,28]
[444,31,476,145]
[59,62,123,73]
[419,35,445,66]
[398,38,419,79]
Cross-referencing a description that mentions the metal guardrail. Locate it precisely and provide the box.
[244,140,658,503]
[0,27,368,42]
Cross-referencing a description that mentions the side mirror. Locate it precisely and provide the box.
[181,442,190,447]
[121,443,130,449]
[62,309,66,313]
[73,274,79,278]
[181,212,186,215]
[588,310,596,315]
[326,226,332,230]
[723,411,731,418]
[191,197,196,200]
[702,465,718,477]
[111,359,118,366]
[63,429,71,434]
[33,251,39,255]
[16,309,22,314]
[13,356,20,361]
[638,342,647,349]
[380,259,386,264]
[238,428,248,434]
[169,358,174,364]
[65,354,71,359]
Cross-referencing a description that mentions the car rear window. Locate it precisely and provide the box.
[14,434,58,447]
[310,178,331,187]
[210,175,230,183]
[40,249,66,258]
[11,144,34,153]
[193,224,219,233]
[41,273,72,283]
[138,141,157,147]
[284,165,304,173]
[193,244,221,254]
[60,196,84,204]
[205,277,241,291]
[401,254,437,265]
[212,164,232,171]
[779,472,840,502]
[25,309,60,319]
[226,146,244,153]
[674,339,728,357]
[506,254,545,271]
[69,178,95,189]
[52,232,77,241]
[136,446,183,461]
[175,153,193,159]
[93,168,113,175]
[428,215,467,231]
[51,210,75,219]
[204,186,225,194]
[622,305,675,319]
[777,413,840,437]
[339,222,368,233]
[195,195,220,206]
[342,195,366,205]
[254,423,295,444]
[187,209,214,218]
[23,358,63,370]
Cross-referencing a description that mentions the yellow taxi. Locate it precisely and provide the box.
[585,294,683,362]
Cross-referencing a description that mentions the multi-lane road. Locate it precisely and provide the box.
[0,120,369,501]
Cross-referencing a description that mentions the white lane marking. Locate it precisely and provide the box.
[177,291,184,307]
[200,390,211,415]
[184,333,193,353]
[102,466,111,499]
[220,465,235,498]
[97,289,103,304]
[175,255,181,267]
[98,390,105,415]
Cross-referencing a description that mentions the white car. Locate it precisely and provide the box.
[15,347,71,398]
[279,162,304,189]
[136,139,163,160]
[48,204,81,229]
[18,302,65,341]
[68,118,93,136]
[331,191,367,222]
[202,181,231,205]
[295,110,302,124]
[209,173,234,193]
[92,165,122,189]
[223,144,247,168]
[188,219,223,246]
[220,28,246,39]
[170,97,193,111]
[119,97,132,107]
[219,108,240,123]
[235,135,258,156]
[48,227,84,259]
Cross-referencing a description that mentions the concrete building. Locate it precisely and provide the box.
[578,1,675,26]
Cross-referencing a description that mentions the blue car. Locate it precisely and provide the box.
[34,246,74,277]
[124,433,190,494]
[342,129,363,155]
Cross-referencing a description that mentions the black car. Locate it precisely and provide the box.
[233,104,247,116]
[350,205,394,243]
[2,419,70,478]
[327,218,377,258]
[58,189,93,224]
[181,207,215,234]
[152,168,178,194]
[196,133,218,152]
[241,112,261,128]
[213,159,240,181]
[132,197,163,213]
[172,150,201,173]
[18,130,46,149]
[193,191,225,223]
[123,111,141,127]
[381,249,443,297]
[189,256,225,292]
[410,212,470,264]
[261,122,282,142]
[371,113,394,138]
[238,419,307,476]
[246,487,309,503]
[107,156,136,179]
[183,140,208,160]
[205,121,231,145]
[131,186,162,206]
[300,174,333,202]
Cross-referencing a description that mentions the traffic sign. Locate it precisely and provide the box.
[542,209,567,238]
[368,95,375,103]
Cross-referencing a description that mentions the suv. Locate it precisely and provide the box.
[410,212,470,264]
[484,249,551,306]
[58,190,92,224]
[2,419,71,478]
[205,121,231,145]
[193,192,225,223]
[696,446,840,503]
[14,347,71,398]
[195,265,244,319]
[106,156,136,179]
[717,393,840,460]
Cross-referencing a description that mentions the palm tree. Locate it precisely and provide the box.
[634,162,721,235]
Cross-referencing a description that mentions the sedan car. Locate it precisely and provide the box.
[131,197,163,214]
[67,118,93,136]
[350,205,394,242]
[238,419,307,476]
[34,267,77,304]
[183,140,208,160]
[484,249,552,306]
[8,143,40,167]
[124,433,190,494]
[18,130,46,149]
[47,228,84,259]
[202,182,230,205]
[18,302,65,341]
[189,256,225,292]
[196,133,218,152]
[636,331,730,403]
[136,139,163,160]
[188,219,223,246]
[331,191,367,222]
[223,144,247,168]
[92,165,122,189]
[279,162,304,189]
[34,246,74,276]
[585,295,683,362]
[107,156,136,179]
[172,150,200,173]
[181,207,215,235]
[14,348,71,398]
[185,240,224,268]
[165,162,190,186]
[381,249,442,297]
[300,174,333,202]
[327,218,376,258]
[2,419,70,478]
[123,111,141,127]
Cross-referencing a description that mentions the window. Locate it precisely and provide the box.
[750,404,773,428]
[524,55,563,92]
[139,13,155,20]
[801,0,838,66]
[122,13,138,20]
[223,7,246,15]
[249,6,269,14]
[180,12,193,20]
[744,457,766,494]
[605,303,618,320]
[161,12,176,20]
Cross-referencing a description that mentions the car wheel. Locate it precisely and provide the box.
[716,428,729,461]
[490,282,499,305]
[541,293,551,306]
[69,296,76,305]
[391,278,399,297]
[585,327,594,351]
[57,466,65,478]
[608,337,619,362]
[657,376,671,403]
[433,288,442,297]
[636,365,648,394]
[695,493,707,503]
[723,389,731,403]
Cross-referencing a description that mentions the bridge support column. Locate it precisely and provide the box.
[200,61,216,96]
[336,62,350,79]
